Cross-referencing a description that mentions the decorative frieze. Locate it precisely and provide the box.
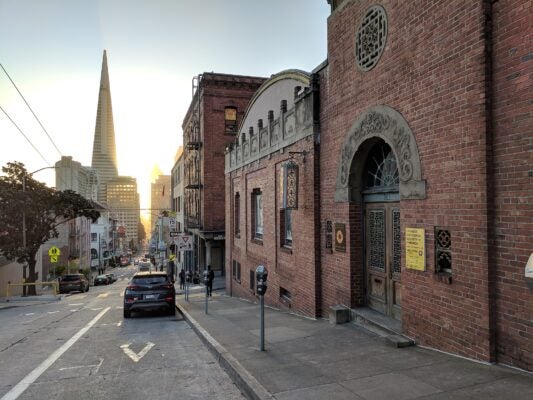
[226,83,317,173]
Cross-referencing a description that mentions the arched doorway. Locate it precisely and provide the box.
[335,105,425,320]
[361,140,401,319]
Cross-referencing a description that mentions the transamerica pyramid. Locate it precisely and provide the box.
[91,50,118,203]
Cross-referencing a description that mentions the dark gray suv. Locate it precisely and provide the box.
[123,272,175,318]
[59,274,89,293]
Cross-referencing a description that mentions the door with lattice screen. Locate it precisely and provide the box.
[365,203,401,320]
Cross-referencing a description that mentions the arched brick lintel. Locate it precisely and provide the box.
[334,105,426,202]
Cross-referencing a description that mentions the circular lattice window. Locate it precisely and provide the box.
[355,5,388,71]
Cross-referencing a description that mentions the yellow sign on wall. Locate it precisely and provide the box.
[50,255,58,263]
[406,228,425,271]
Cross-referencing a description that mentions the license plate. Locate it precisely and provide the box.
[144,294,157,300]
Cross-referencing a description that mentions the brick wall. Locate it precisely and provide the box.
[226,137,319,317]
[321,0,497,363]
[491,0,532,370]
[201,75,266,232]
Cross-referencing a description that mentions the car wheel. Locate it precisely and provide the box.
[123,309,131,318]
[168,305,176,316]
[86,285,89,292]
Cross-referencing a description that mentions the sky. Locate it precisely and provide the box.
[0,0,330,214]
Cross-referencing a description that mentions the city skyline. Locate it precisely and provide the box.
[0,0,329,211]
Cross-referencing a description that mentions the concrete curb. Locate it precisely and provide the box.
[177,304,273,400]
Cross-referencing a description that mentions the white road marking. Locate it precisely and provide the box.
[1,307,110,400]
[24,313,34,316]
[115,306,123,309]
[59,358,103,374]
[117,321,122,327]
[120,342,155,363]
[68,303,84,306]
[90,307,103,311]
[70,309,79,312]
[47,311,60,314]
[97,293,109,298]
[119,292,124,297]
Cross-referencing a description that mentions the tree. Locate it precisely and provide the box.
[0,162,100,295]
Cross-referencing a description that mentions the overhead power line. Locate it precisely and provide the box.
[0,104,50,166]
[0,63,63,157]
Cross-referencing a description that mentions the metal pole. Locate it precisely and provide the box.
[22,174,27,296]
[205,275,208,314]
[260,294,265,351]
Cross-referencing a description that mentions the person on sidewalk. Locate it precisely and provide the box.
[206,265,214,296]
[179,268,185,289]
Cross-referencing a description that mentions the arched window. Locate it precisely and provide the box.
[362,141,399,202]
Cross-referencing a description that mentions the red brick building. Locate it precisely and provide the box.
[225,70,320,314]
[182,73,265,276]
[225,0,532,371]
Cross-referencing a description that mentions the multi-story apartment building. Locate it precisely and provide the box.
[182,72,266,277]
[171,147,184,268]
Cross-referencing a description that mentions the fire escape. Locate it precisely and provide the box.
[184,75,202,230]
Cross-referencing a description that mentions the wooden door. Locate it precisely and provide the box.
[365,203,401,320]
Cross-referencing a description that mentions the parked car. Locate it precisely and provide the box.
[123,272,175,318]
[106,273,117,283]
[94,274,110,286]
[59,274,89,293]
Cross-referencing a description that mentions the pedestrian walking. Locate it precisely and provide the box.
[207,265,214,296]
[179,268,185,289]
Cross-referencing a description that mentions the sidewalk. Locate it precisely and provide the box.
[0,295,61,309]
[177,293,533,400]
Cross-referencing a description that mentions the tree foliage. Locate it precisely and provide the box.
[0,162,100,293]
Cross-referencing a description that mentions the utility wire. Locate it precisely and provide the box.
[0,63,63,157]
[0,104,50,166]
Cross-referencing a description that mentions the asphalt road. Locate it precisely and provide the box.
[0,265,245,400]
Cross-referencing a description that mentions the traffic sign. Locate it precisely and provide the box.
[50,255,58,263]
[48,246,61,256]
[177,234,193,251]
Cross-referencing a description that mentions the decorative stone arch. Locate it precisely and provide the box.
[334,105,426,202]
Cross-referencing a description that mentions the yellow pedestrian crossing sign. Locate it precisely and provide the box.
[48,246,61,256]
[50,255,58,263]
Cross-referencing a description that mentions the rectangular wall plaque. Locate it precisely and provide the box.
[325,220,332,249]
[406,227,425,271]
[335,223,346,252]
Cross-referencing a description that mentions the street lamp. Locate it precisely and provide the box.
[21,166,56,295]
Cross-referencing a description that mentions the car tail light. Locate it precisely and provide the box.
[162,284,173,289]
[126,285,139,291]
[165,296,174,301]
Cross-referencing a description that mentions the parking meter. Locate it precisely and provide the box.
[256,265,268,295]
[255,265,268,351]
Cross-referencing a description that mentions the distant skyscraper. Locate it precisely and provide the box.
[106,176,140,245]
[91,50,118,202]
[55,156,98,201]
[150,174,171,234]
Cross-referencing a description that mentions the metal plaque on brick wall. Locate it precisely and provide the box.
[325,220,333,249]
[335,223,346,252]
